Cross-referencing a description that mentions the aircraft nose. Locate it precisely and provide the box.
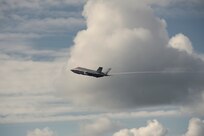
[71,69,77,73]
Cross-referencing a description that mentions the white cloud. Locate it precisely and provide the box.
[59,0,204,110]
[184,118,204,136]
[169,33,193,54]
[0,44,71,124]
[80,117,121,136]
[0,58,64,93]
[27,127,57,136]
[113,120,167,136]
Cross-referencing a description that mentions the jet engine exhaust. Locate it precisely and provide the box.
[110,71,204,75]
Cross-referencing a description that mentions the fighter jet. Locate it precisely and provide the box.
[71,67,111,78]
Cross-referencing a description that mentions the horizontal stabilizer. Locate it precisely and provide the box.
[104,68,111,75]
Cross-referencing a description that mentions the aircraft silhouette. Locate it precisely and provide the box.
[71,67,111,78]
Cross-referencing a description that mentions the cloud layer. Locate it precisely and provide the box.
[79,117,204,136]
[0,0,85,45]
[60,0,204,109]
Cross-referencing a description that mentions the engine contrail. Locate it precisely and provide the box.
[110,71,204,75]
[111,71,163,75]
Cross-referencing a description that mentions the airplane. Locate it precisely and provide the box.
[70,67,111,78]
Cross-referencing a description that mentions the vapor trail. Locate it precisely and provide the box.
[110,71,204,75]
[111,71,163,75]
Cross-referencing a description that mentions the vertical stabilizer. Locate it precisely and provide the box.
[97,67,103,73]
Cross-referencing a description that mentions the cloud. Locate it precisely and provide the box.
[80,117,121,136]
[0,107,180,124]
[0,33,40,41]
[0,0,85,45]
[0,43,69,61]
[113,120,167,136]
[105,109,181,119]
[168,0,204,7]
[0,0,84,10]
[169,33,193,54]
[153,0,204,18]
[0,42,181,124]
[0,56,65,93]
[181,91,204,116]
[1,17,85,36]
[184,118,204,136]
[59,0,204,110]
[0,43,71,124]
[27,127,57,136]
[14,17,85,34]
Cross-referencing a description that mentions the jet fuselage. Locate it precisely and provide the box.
[71,67,111,78]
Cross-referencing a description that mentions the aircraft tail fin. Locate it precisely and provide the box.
[97,67,103,73]
[104,68,111,75]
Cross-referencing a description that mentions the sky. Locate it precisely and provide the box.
[0,0,204,136]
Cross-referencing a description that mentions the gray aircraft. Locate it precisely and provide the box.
[71,67,111,78]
